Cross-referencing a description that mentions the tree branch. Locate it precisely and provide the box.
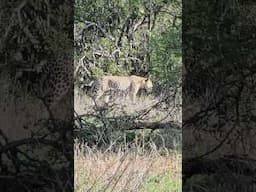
[125,121,181,131]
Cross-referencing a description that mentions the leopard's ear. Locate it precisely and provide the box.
[145,74,151,81]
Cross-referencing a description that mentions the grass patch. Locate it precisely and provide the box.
[143,173,181,192]
[74,143,181,192]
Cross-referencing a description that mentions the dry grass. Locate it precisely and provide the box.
[74,143,181,192]
[74,89,182,191]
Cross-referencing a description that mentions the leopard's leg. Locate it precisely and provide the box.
[131,83,140,104]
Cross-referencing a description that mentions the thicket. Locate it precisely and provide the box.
[74,0,182,151]
[74,0,182,90]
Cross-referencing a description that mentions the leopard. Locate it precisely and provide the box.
[31,51,73,119]
[90,75,153,104]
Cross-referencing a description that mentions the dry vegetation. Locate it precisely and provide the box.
[74,90,181,124]
[74,142,181,192]
[74,89,182,192]
[74,0,182,189]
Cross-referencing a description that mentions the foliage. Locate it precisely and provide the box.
[150,27,182,87]
[74,0,182,91]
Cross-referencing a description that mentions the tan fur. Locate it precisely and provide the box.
[92,75,153,103]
